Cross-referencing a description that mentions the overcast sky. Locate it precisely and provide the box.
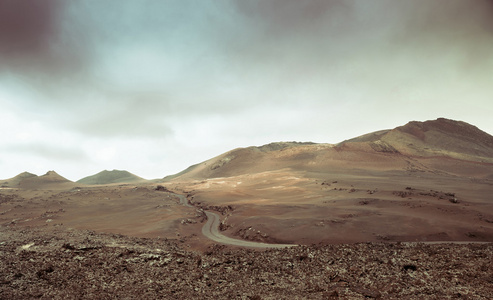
[1,0,492,181]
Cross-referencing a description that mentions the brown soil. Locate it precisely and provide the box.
[171,157,493,246]
[0,185,204,241]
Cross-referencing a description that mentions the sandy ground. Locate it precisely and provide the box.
[3,119,492,248]
[2,157,492,250]
[0,184,208,249]
[170,161,493,246]
[1,180,492,298]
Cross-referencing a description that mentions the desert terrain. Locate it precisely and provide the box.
[1,118,493,298]
[168,118,493,245]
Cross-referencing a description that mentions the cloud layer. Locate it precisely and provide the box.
[1,0,492,180]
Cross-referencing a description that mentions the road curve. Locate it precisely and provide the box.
[176,194,293,248]
[175,195,492,246]
[177,194,193,208]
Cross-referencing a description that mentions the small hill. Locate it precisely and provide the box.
[38,171,71,183]
[77,170,145,185]
[164,142,330,181]
[0,171,74,189]
[0,172,37,187]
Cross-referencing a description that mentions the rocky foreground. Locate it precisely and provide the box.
[1,227,492,299]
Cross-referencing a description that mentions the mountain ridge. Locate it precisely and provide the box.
[0,171,73,189]
[2,118,492,186]
[340,118,493,162]
[166,118,493,181]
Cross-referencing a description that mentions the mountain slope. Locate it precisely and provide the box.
[164,142,328,180]
[0,171,74,189]
[166,118,493,181]
[39,171,71,183]
[340,118,493,162]
[0,172,37,187]
[77,170,145,185]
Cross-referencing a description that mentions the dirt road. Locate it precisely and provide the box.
[176,194,293,248]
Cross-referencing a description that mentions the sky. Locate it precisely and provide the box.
[1,0,493,181]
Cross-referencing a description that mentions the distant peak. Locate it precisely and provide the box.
[16,172,37,178]
[77,169,143,185]
[405,118,469,128]
[43,170,60,176]
[39,171,71,182]
[255,141,316,152]
[436,117,452,122]
[398,118,490,142]
[102,169,128,173]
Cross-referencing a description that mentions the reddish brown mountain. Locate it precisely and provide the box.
[166,118,493,181]
[340,118,493,162]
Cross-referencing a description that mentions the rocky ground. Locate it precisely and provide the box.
[1,226,492,299]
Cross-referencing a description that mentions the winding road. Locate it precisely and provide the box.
[176,194,293,248]
[175,194,491,247]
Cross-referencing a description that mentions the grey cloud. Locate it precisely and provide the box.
[397,0,493,34]
[232,0,352,37]
[0,0,89,76]
[0,0,492,181]
[223,0,493,63]
[222,0,354,58]
[1,142,87,161]
[71,116,172,138]
[388,0,493,72]
[0,0,60,60]
[65,91,174,138]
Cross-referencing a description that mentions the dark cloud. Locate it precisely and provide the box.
[232,0,352,36]
[0,0,60,58]
[377,0,493,77]
[0,0,90,82]
[223,0,355,58]
[375,0,493,50]
[221,0,493,92]
[401,0,493,34]
[1,0,492,180]
[228,0,493,44]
